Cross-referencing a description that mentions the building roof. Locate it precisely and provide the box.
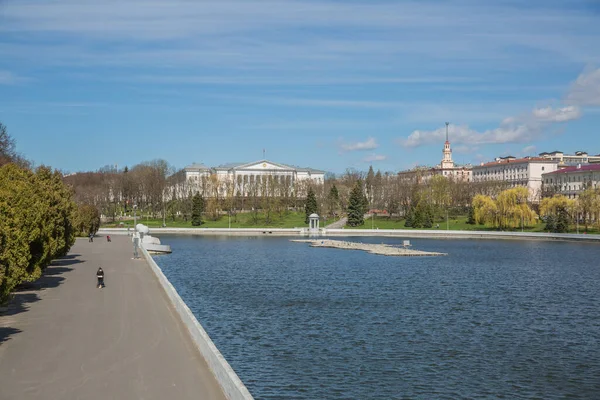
[213,159,326,174]
[544,164,600,175]
[184,163,211,171]
[474,157,557,168]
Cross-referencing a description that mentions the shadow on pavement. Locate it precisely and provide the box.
[0,327,22,345]
[60,253,81,259]
[0,253,82,345]
[50,258,83,267]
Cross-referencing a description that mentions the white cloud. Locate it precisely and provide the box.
[532,105,581,122]
[453,145,478,154]
[401,104,582,148]
[0,70,25,84]
[340,137,378,152]
[1,1,599,75]
[566,67,600,106]
[363,154,386,163]
[521,145,537,155]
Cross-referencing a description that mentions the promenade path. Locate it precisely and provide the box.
[0,236,227,400]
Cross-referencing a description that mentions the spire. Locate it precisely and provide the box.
[445,122,449,143]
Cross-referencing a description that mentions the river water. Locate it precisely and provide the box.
[153,236,600,399]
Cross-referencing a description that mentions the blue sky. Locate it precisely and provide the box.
[1,0,600,174]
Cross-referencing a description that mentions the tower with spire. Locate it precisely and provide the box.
[440,121,454,169]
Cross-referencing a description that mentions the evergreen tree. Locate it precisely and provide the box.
[555,206,570,233]
[404,207,414,227]
[466,206,476,225]
[304,186,318,224]
[327,184,340,217]
[544,214,557,232]
[422,205,434,228]
[347,181,365,227]
[191,192,205,226]
[411,205,423,228]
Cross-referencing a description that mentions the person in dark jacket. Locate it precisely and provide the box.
[96,267,104,288]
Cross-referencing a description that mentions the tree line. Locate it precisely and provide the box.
[0,123,99,303]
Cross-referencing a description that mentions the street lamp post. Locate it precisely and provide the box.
[133,204,139,259]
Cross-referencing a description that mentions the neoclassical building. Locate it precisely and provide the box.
[472,156,559,202]
[183,159,325,196]
[542,164,600,199]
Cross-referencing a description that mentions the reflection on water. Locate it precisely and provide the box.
[154,236,600,399]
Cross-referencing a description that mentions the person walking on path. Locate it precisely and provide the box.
[89,233,94,242]
[96,267,104,288]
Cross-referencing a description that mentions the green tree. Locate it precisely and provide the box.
[191,192,205,226]
[0,163,77,303]
[327,184,340,217]
[304,186,318,224]
[466,206,476,225]
[347,181,365,227]
[556,206,570,233]
[75,204,101,236]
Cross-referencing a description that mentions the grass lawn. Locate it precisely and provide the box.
[102,212,600,234]
[102,211,311,229]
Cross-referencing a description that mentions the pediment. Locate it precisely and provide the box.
[236,160,292,171]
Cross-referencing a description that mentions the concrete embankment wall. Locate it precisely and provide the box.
[140,247,254,400]
[101,227,303,236]
[323,229,600,242]
[100,227,600,243]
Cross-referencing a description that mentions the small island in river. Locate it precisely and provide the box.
[291,239,447,257]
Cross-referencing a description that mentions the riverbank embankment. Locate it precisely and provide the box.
[99,227,600,243]
[0,236,230,400]
[292,239,447,256]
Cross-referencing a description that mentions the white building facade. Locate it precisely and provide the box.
[538,151,600,165]
[542,164,600,199]
[183,159,325,197]
[472,157,559,202]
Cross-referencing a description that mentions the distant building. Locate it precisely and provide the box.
[538,151,600,165]
[472,157,559,202]
[542,164,600,199]
[183,159,325,197]
[184,163,211,182]
[398,123,472,183]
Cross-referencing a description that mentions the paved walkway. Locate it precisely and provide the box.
[0,236,226,400]
[325,217,347,229]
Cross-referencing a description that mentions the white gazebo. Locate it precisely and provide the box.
[308,213,320,233]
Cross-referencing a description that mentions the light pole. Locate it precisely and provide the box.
[371,213,374,229]
[228,210,231,229]
[446,209,449,230]
[133,204,139,259]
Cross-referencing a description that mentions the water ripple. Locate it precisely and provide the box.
[154,236,600,399]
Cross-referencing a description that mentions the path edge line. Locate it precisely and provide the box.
[141,247,254,400]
